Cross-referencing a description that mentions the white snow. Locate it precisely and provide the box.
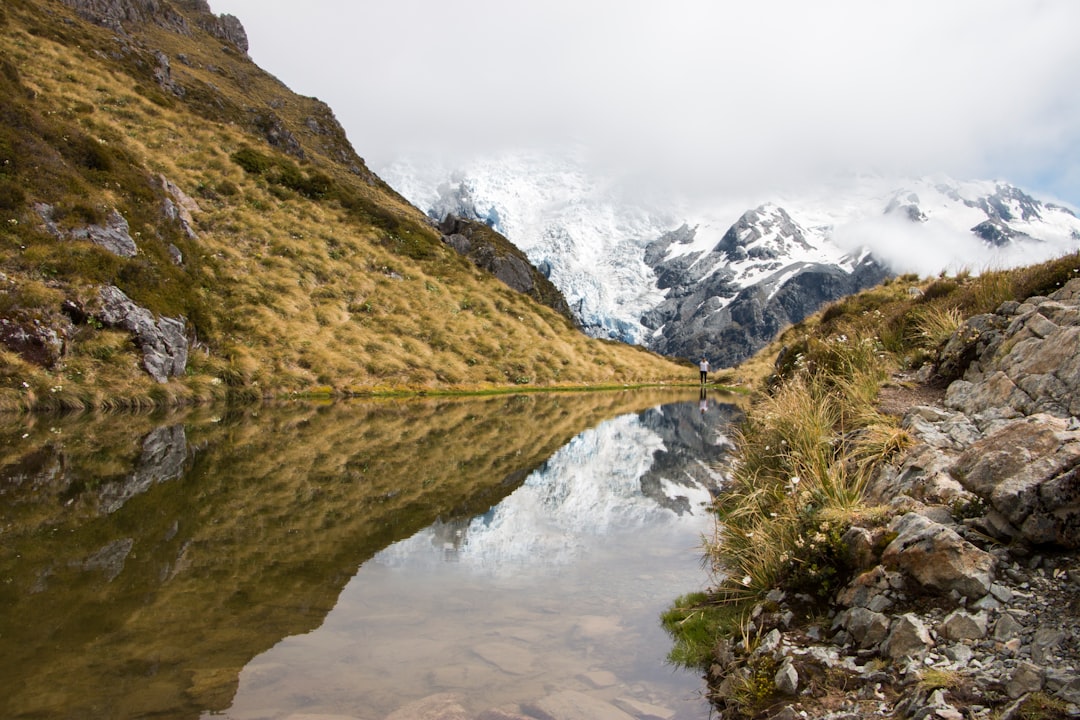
[380,154,1080,345]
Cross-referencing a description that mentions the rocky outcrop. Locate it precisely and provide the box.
[58,0,248,53]
[438,215,575,322]
[97,285,188,382]
[34,203,139,258]
[710,279,1080,719]
[642,206,891,366]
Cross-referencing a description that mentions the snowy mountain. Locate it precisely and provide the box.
[382,154,1080,366]
[375,396,739,574]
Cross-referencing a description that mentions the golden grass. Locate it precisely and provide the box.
[0,1,691,410]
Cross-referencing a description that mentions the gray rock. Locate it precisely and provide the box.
[951,417,1080,548]
[613,697,676,720]
[1006,661,1044,699]
[993,613,1024,642]
[160,174,201,240]
[1032,627,1067,664]
[755,628,782,656]
[882,513,995,599]
[384,692,470,720]
[844,607,891,649]
[774,657,799,695]
[525,690,636,720]
[70,209,138,258]
[97,285,188,382]
[944,643,973,665]
[885,613,934,660]
[939,610,988,641]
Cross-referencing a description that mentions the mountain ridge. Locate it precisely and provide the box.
[383,154,1080,366]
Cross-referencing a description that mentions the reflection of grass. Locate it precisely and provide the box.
[0,388,710,718]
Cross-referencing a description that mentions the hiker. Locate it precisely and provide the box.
[699,357,710,385]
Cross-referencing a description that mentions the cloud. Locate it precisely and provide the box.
[209,0,1080,205]
[832,212,1080,277]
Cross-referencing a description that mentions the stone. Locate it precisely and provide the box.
[882,513,995,599]
[524,690,636,720]
[993,613,1024,642]
[769,707,802,720]
[755,628,782,656]
[160,174,201,240]
[837,566,893,608]
[946,416,1080,546]
[383,692,470,720]
[842,526,879,571]
[844,607,891,649]
[97,285,188,382]
[884,613,934,660]
[944,643,973,666]
[578,670,618,689]
[939,610,987,641]
[612,697,676,720]
[1032,627,1067,664]
[1006,662,1044,699]
[471,642,534,675]
[70,209,138,257]
[774,657,799,695]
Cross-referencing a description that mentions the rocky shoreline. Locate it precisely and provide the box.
[707,279,1080,719]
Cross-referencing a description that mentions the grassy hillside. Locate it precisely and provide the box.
[0,0,687,411]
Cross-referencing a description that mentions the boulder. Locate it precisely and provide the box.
[939,610,987,641]
[97,285,188,382]
[841,607,890,649]
[70,209,138,258]
[881,513,994,599]
[524,690,636,720]
[774,657,799,695]
[951,418,1080,548]
[884,613,934,660]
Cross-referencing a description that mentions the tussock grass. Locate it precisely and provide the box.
[0,1,690,411]
[665,252,1080,675]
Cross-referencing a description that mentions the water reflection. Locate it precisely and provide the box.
[0,389,743,720]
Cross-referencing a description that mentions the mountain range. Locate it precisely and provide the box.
[383,155,1080,366]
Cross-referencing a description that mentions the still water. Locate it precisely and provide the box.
[0,388,742,720]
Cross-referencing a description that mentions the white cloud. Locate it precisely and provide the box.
[208,0,1080,206]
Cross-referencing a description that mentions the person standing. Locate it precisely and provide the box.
[699,357,710,385]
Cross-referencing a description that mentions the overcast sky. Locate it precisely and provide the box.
[207,1,1080,208]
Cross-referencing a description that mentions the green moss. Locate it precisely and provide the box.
[661,592,749,668]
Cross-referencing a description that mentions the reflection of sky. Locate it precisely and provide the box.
[376,408,724,573]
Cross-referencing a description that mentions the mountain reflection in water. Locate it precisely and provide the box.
[0,389,742,720]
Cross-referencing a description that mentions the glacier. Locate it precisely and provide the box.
[382,153,1080,365]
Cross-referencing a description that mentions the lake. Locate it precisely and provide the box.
[0,388,743,719]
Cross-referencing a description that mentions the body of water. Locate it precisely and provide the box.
[0,389,742,719]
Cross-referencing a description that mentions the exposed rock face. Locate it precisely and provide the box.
[952,417,1080,548]
[438,215,574,322]
[97,285,188,382]
[881,512,994,599]
[71,209,139,258]
[944,285,1080,419]
[642,206,891,366]
[34,203,139,258]
[58,0,248,53]
[160,174,200,241]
